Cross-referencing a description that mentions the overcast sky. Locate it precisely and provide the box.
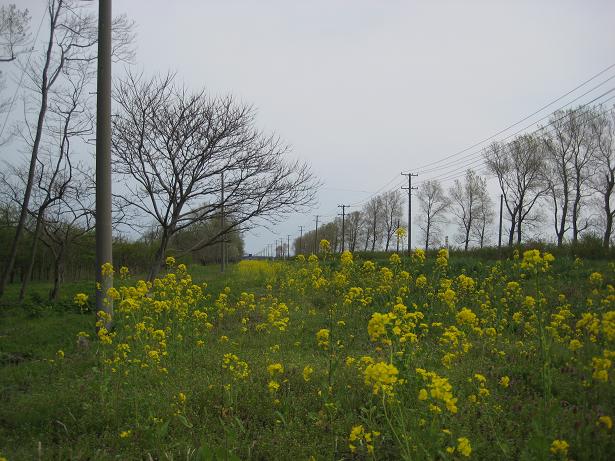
[8,0,615,253]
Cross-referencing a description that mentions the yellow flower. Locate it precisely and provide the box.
[418,388,428,400]
[73,293,89,307]
[303,365,314,382]
[56,350,64,359]
[119,430,132,438]
[550,439,569,457]
[267,363,284,376]
[589,272,603,286]
[177,392,186,404]
[340,250,353,266]
[415,274,428,288]
[499,376,510,388]
[363,361,399,396]
[319,239,331,253]
[101,262,114,278]
[268,380,280,394]
[597,415,612,430]
[457,437,472,457]
[119,266,129,279]
[316,329,330,350]
[568,339,582,351]
[165,256,176,267]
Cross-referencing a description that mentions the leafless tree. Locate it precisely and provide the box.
[590,106,615,247]
[470,184,494,248]
[112,72,319,280]
[41,167,94,300]
[0,0,133,299]
[416,180,449,251]
[362,195,383,251]
[484,135,547,246]
[449,169,486,250]
[564,107,599,243]
[0,4,30,62]
[541,110,576,246]
[380,190,404,251]
[345,210,362,252]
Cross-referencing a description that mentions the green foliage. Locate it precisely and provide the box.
[1,254,614,460]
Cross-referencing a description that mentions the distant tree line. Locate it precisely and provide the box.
[292,105,615,255]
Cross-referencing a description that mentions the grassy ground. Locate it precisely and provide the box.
[1,254,614,460]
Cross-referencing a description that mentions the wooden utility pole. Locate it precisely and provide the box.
[95,0,113,325]
[314,215,319,253]
[396,219,400,253]
[299,226,303,255]
[401,172,418,255]
[498,194,503,250]
[220,171,226,272]
[338,204,350,252]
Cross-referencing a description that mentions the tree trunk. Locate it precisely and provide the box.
[148,229,171,282]
[18,212,44,302]
[572,185,581,244]
[604,179,614,248]
[0,6,59,300]
[50,245,66,302]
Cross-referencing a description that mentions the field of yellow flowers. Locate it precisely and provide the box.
[1,247,614,460]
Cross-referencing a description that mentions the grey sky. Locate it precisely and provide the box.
[7,0,615,253]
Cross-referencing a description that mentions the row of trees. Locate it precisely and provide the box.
[290,104,615,254]
[0,1,319,302]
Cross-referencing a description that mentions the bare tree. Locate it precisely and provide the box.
[565,107,599,243]
[416,180,449,251]
[484,135,547,246]
[362,195,383,251]
[18,67,93,300]
[41,167,94,300]
[470,184,494,248]
[590,107,615,247]
[449,169,486,250]
[345,210,362,252]
[0,4,30,62]
[380,190,404,251]
[112,72,319,280]
[542,110,576,246]
[0,0,133,299]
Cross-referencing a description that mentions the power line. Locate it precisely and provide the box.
[417,79,615,175]
[414,62,615,172]
[415,90,615,186]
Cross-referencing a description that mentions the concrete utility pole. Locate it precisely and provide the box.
[220,171,226,273]
[95,0,113,325]
[401,172,418,255]
[338,204,350,252]
[299,226,303,255]
[498,193,503,250]
[287,235,291,259]
[314,215,319,253]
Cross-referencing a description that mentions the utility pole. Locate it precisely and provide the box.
[338,204,350,252]
[95,0,113,326]
[299,226,303,255]
[314,215,319,253]
[396,219,400,253]
[220,171,225,273]
[498,194,503,250]
[401,172,418,255]
[287,235,291,259]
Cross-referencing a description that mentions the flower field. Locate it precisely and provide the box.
[1,249,614,460]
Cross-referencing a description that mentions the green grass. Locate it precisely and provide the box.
[1,256,614,460]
